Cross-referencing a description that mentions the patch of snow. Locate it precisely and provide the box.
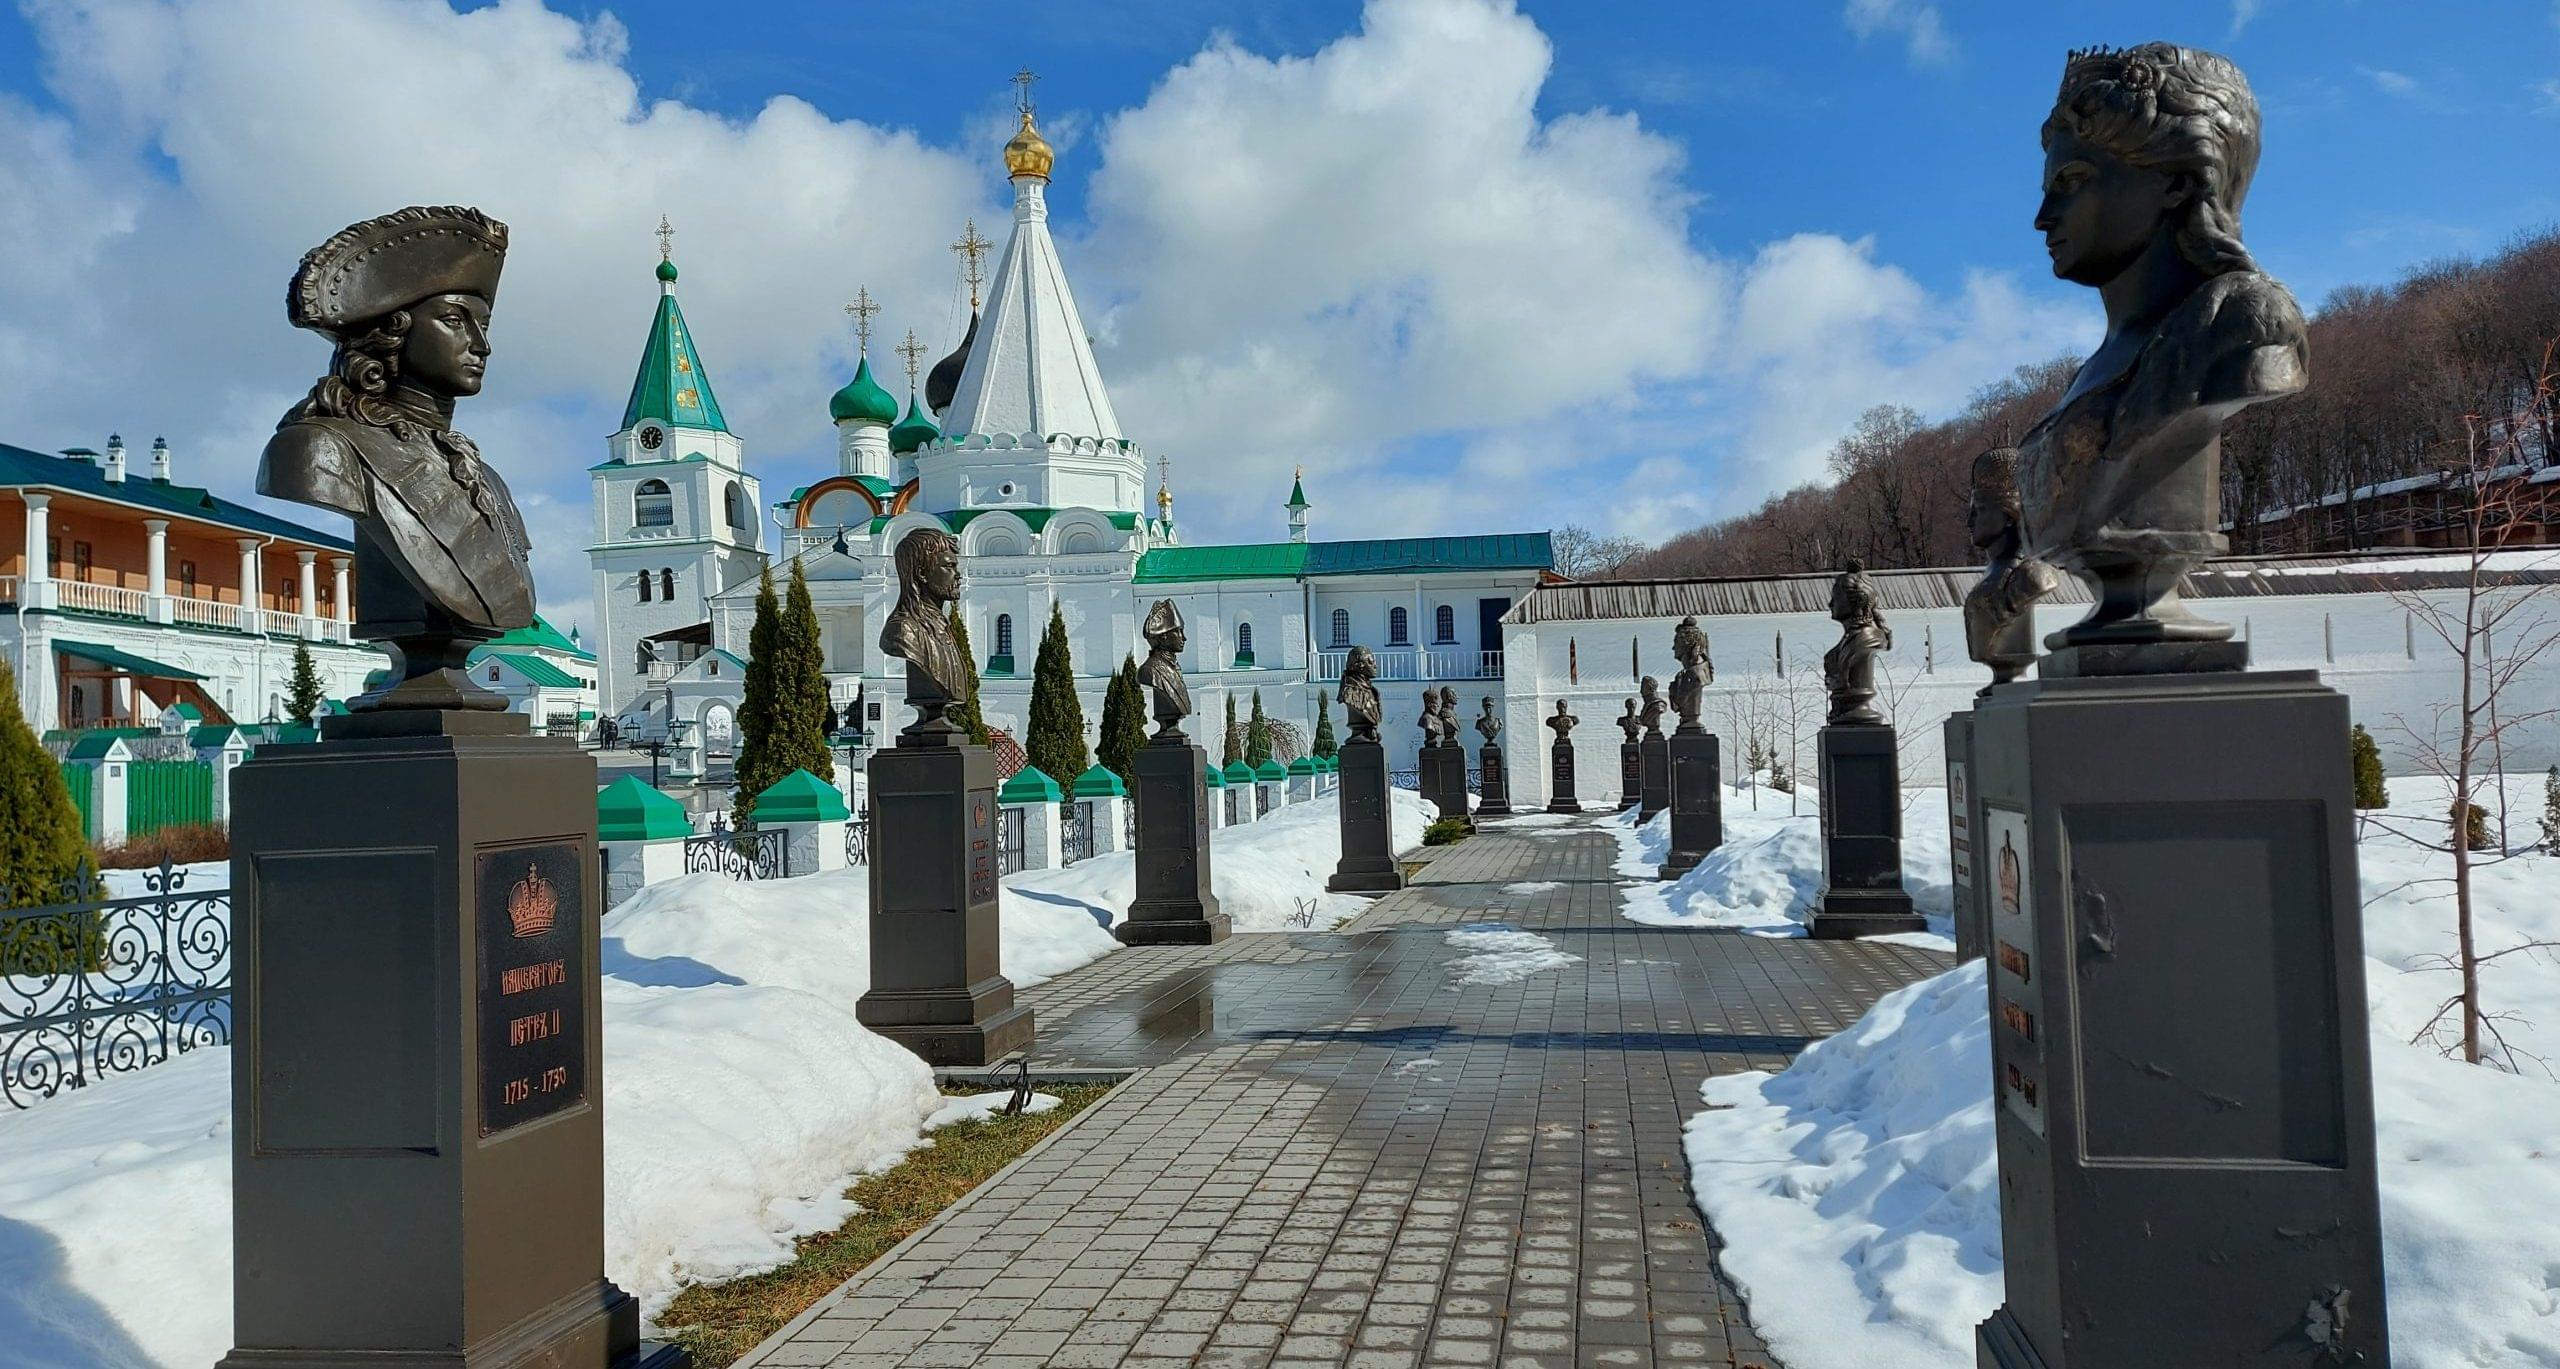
[1611,785,1953,941]
[1502,881,1564,895]
[1493,812,1575,828]
[1391,1058,1442,1077]
[1685,772,2560,1369]
[1011,790,1430,933]
[923,1091,1062,1130]
[1444,924,1582,985]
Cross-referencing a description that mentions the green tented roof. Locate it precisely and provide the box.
[1287,473,1309,508]
[1286,755,1318,775]
[188,724,249,749]
[480,614,593,661]
[53,639,207,681]
[598,775,692,841]
[1203,765,1226,788]
[621,283,729,433]
[475,651,581,688]
[1254,758,1287,781]
[0,443,353,550]
[754,767,851,823]
[63,734,131,760]
[1071,763,1127,798]
[998,766,1062,804]
[1221,759,1256,783]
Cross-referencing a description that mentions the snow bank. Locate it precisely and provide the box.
[1685,773,2560,1369]
[1011,790,1431,933]
[1609,785,1954,947]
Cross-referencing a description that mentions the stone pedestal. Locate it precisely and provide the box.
[1637,733,1670,820]
[1808,723,1921,938]
[1327,736,1403,895]
[1429,743,1471,825]
[1546,740,1583,814]
[856,738,1033,1066]
[1476,742,1514,817]
[1617,742,1642,811]
[1658,730,1724,879]
[1121,737,1229,945]
[1973,670,2391,1368]
[1943,709,1984,963]
[222,710,682,1369]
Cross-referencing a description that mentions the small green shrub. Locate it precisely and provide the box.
[2451,797,2494,852]
[2538,765,2560,857]
[2349,724,2386,809]
[1422,817,1471,847]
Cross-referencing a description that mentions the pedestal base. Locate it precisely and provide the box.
[224,714,678,1369]
[1943,710,1984,963]
[1658,731,1724,879]
[1637,735,1670,820]
[1328,737,1404,895]
[1122,738,1230,945]
[1809,723,1921,938]
[1618,743,1642,811]
[1477,743,1514,817]
[1971,670,2391,1367]
[857,741,1035,1066]
[1428,743,1472,825]
[1546,739,1583,813]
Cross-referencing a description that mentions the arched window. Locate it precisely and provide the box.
[660,568,675,600]
[1330,608,1350,647]
[638,572,652,604]
[1433,604,1456,643]
[1235,621,1255,664]
[1388,606,1409,645]
[634,479,673,528]
[994,613,1014,657]
[723,480,748,530]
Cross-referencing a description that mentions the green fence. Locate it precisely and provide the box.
[126,760,214,837]
[60,762,94,839]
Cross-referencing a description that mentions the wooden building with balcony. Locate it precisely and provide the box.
[1,436,384,730]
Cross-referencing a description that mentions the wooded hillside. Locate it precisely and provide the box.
[1620,227,2560,579]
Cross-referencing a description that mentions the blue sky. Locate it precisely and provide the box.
[0,0,2554,635]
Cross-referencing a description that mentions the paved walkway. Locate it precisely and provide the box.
[740,818,1948,1369]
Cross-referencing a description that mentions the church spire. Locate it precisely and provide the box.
[1286,466,1311,543]
[622,216,727,433]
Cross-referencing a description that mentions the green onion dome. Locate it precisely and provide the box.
[890,390,941,455]
[828,356,899,425]
[655,258,679,283]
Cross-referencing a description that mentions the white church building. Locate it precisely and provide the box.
[591,104,1552,768]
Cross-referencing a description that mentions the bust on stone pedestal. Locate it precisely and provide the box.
[1659,617,1723,876]
[1121,598,1227,943]
[1544,701,1583,814]
[1964,446,2058,693]
[1328,646,1402,893]
[1823,561,1891,726]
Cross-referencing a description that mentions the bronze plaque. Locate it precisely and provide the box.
[476,841,587,1137]
[967,791,995,903]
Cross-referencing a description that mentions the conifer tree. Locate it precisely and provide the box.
[732,566,784,824]
[0,661,93,909]
[783,560,834,784]
[1246,690,1272,766]
[2540,766,2560,857]
[1312,694,1336,758]
[1098,655,1148,783]
[2350,723,2386,809]
[1026,602,1089,787]
[1221,695,1241,766]
[945,606,990,746]
[285,642,325,726]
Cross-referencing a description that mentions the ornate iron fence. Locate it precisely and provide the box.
[683,816,790,881]
[1389,769,1421,791]
[2,862,231,1109]
[997,805,1026,876]
[1257,785,1275,816]
[844,813,871,866]
[1061,801,1094,865]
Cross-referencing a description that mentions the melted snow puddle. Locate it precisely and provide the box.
[1444,923,1582,985]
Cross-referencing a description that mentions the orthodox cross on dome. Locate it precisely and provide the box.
[655,214,674,262]
[843,287,879,356]
[952,219,992,309]
[897,329,928,388]
[1012,67,1039,116]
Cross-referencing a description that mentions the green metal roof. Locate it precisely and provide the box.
[598,775,692,841]
[1070,763,1127,798]
[1133,542,1309,584]
[480,614,592,661]
[829,355,899,426]
[53,639,207,681]
[890,391,940,454]
[64,734,131,760]
[1286,755,1318,775]
[621,284,729,434]
[1203,765,1226,788]
[1132,532,1553,584]
[998,765,1063,804]
[0,443,353,550]
[1222,759,1256,783]
[474,650,581,688]
[1253,758,1287,781]
[754,767,851,823]
[1287,473,1309,509]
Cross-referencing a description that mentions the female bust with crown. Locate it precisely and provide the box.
[2022,44,2306,660]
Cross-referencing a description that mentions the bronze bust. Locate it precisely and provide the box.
[1338,646,1382,742]
[1547,701,1577,740]
[1418,692,1444,748]
[1669,616,1713,732]
[1139,599,1192,740]
[1437,687,1462,745]
[1475,696,1501,746]
[881,528,968,739]
[1824,559,1893,725]
[1617,700,1642,745]
[1965,445,2061,692]
[263,206,534,711]
[1637,677,1666,740]
[2022,44,2306,661]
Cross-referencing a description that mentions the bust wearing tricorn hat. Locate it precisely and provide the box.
[261,205,534,711]
[1138,598,1193,739]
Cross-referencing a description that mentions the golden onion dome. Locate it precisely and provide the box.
[1003,111,1054,181]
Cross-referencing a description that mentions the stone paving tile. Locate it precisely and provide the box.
[740,819,1947,1369]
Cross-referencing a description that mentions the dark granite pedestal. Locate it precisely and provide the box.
[222,710,683,1369]
[1943,709,1985,963]
[1972,668,2391,1369]
[1808,723,1923,938]
[1121,736,1230,945]
[1658,730,1724,880]
[1618,742,1642,811]
[1546,740,1583,814]
[1429,743,1472,826]
[1327,737,1405,895]
[856,736,1034,1065]
[1637,733,1670,821]
[1477,743,1514,818]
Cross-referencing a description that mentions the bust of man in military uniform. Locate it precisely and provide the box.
[1139,599,1193,739]
[263,205,533,710]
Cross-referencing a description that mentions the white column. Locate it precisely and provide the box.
[296,550,319,637]
[237,538,262,631]
[21,492,51,611]
[331,556,352,624]
[143,518,171,623]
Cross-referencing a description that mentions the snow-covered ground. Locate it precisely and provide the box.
[0,791,1409,1368]
[1608,784,1957,949]
[1685,772,2560,1369]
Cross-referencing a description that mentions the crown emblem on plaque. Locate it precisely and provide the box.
[507,864,559,939]
[1996,833,2022,917]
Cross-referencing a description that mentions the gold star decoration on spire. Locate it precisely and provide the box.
[952,219,992,310]
[896,329,927,388]
[655,214,674,262]
[843,288,879,356]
